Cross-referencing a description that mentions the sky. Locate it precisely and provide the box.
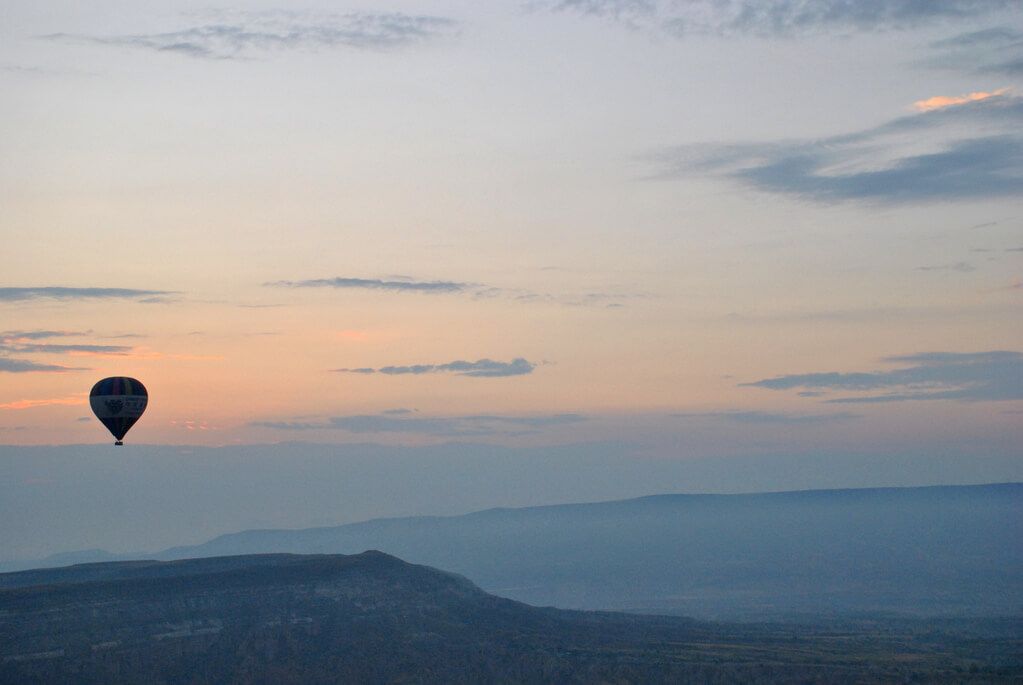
[2,0,1022,463]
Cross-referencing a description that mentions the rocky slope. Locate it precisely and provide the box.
[2,552,1020,684]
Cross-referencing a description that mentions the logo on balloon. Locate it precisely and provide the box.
[104,399,124,415]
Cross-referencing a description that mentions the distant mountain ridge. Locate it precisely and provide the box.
[2,552,1020,684]
[5,483,1021,620]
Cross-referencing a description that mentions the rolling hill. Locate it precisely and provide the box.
[2,552,1019,684]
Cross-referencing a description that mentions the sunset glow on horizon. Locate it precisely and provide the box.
[2,1,1021,460]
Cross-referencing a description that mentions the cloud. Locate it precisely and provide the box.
[0,395,86,410]
[267,275,640,308]
[916,261,976,272]
[544,0,656,26]
[506,289,647,308]
[743,350,1023,402]
[545,0,1015,36]
[0,358,89,373]
[267,277,470,294]
[0,287,172,302]
[651,94,1023,204]
[671,410,861,424]
[0,330,87,340]
[43,11,458,60]
[926,27,1023,74]
[932,26,1023,48]
[0,331,134,357]
[252,412,585,437]
[3,343,132,355]
[334,358,536,378]
[914,87,1010,111]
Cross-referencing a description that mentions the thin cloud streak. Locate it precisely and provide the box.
[43,12,458,60]
[0,287,172,302]
[0,358,89,373]
[0,330,87,340]
[267,277,471,294]
[547,0,1015,36]
[268,276,640,309]
[651,95,1023,204]
[744,351,1023,402]
[334,358,536,378]
[0,395,86,410]
[916,262,976,272]
[2,343,133,355]
[926,27,1023,74]
[0,332,134,357]
[913,87,1010,111]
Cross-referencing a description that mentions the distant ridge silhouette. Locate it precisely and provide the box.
[4,483,1020,620]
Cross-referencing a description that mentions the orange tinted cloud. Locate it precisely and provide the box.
[170,419,213,431]
[913,87,1009,112]
[0,394,86,410]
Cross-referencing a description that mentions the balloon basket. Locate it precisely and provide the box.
[114,441,124,446]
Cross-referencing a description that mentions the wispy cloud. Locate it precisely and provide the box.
[650,94,1023,204]
[0,330,114,372]
[743,350,1023,402]
[0,395,86,410]
[926,27,1023,74]
[43,11,458,60]
[932,26,1023,48]
[2,342,132,355]
[671,410,861,424]
[916,261,976,272]
[543,0,657,27]
[268,276,641,308]
[252,411,585,436]
[0,330,87,340]
[545,0,1015,36]
[0,287,172,302]
[267,277,471,294]
[1,331,134,357]
[0,358,89,373]
[914,87,1010,111]
[334,358,536,378]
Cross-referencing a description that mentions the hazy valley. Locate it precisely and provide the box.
[6,483,1021,621]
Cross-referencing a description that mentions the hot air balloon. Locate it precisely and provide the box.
[90,377,148,445]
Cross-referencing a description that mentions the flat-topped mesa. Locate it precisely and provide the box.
[0,551,484,605]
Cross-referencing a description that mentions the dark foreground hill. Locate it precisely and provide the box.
[122,483,1023,619]
[1,553,1020,684]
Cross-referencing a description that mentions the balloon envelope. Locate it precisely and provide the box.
[90,377,148,444]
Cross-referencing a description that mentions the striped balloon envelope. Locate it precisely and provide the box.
[89,377,148,445]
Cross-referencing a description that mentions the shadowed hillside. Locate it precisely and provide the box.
[2,552,1020,684]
